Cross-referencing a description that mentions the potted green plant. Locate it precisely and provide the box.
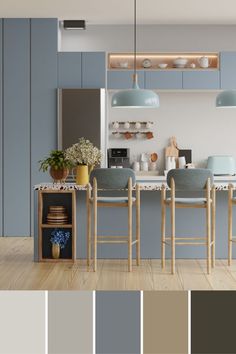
[39,150,73,183]
[65,137,102,185]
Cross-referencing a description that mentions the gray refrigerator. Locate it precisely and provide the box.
[58,88,107,167]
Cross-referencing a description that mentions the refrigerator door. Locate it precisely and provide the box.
[58,88,106,167]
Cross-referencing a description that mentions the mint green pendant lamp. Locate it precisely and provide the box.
[216,90,236,108]
[111,0,159,108]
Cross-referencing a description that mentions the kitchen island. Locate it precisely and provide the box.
[34,176,236,261]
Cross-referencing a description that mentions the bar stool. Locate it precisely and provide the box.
[228,184,236,265]
[86,168,140,272]
[161,169,215,274]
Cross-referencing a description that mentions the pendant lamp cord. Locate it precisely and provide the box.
[134,0,137,77]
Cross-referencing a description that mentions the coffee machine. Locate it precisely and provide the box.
[107,148,130,168]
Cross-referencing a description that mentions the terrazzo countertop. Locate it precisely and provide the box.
[34,175,236,191]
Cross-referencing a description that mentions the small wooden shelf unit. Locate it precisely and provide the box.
[38,190,76,262]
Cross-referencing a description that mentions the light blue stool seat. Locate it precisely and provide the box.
[90,196,136,203]
[166,197,207,205]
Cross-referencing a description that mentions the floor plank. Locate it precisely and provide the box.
[1,237,236,290]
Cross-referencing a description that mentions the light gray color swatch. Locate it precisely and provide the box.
[0,291,45,354]
[96,291,140,354]
[48,291,93,354]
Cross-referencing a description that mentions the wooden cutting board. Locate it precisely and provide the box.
[165,136,179,158]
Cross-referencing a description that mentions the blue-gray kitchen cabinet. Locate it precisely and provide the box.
[220,52,236,89]
[107,70,145,89]
[31,19,58,235]
[0,20,2,236]
[58,52,105,88]
[82,52,106,88]
[58,52,82,88]
[3,19,31,236]
[145,70,183,89]
[183,71,220,89]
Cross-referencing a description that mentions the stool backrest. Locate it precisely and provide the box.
[167,169,213,191]
[90,168,136,190]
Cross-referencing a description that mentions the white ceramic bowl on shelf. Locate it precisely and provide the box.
[158,63,168,69]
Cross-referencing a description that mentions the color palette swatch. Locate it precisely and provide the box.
[96,291,140,354]
[48,291,93,354]
[1,290,236,354]
[0,291,45,354]
[144,291,188,354]
[191,291,236,354]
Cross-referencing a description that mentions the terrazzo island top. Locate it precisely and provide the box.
[34,175,236,191]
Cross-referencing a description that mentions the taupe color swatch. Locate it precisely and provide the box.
[48,291,93,354]
[144,291,188,354]
[0,291,45,354]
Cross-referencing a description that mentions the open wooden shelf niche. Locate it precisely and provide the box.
[108,52,219,70]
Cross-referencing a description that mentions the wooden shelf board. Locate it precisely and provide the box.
[41,224,73,228]
[40,258,75,263]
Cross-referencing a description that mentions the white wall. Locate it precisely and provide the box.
[60,25,236,52]
[61,25,236,173]
[108,91,236,172]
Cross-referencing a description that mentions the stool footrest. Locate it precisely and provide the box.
[165,236,207,240]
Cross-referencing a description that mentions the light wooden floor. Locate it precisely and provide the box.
[1,237,236,290]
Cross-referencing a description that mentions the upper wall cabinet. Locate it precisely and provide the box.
[58,52,106,88]
[145,71,182,89]
[220,52,236,89]
[82,52,106,88]
[183,71,220,89]
[107,70,145,89]
[58,52,82,88]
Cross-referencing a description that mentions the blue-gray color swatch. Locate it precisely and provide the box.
[96,291,140,354]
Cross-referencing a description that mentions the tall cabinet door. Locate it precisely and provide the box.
[31,19,58,234]
[81,52,106,88]
[0,20,2,236]
[220,52,236,89]
[3,19,30,236]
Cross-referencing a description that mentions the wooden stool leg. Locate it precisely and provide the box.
[128,178,132,272]
[211,186,216,268]
[93,178,97,272]
[93,202,97,272]
[161,185,166,269]
[86,186,91,267]
[206,179,211,275]
[136,184,140,266]
[228,185,233,266]
[171,178,175,275]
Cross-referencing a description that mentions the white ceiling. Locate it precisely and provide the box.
[1,0,236,25]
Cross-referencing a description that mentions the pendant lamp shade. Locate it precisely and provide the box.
[111,0,159,109]
[216,90,236,108]
[112,75,159,108]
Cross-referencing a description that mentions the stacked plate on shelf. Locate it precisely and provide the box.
[46,206,68,225]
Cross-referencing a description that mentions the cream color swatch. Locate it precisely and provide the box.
[0,291,45,354]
